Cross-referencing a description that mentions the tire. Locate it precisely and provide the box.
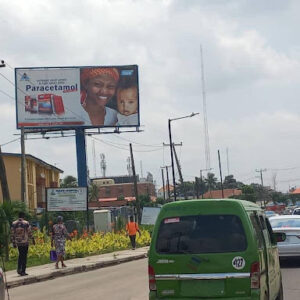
[276,282,284,300]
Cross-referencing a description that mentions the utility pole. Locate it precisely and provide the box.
[160,167,166,203]
[168,119,176,201]
[21,127,27,204]
[165,166,171,201]
[218,150,224,198]
[172,143,187,200]
[195,177,199,199]
[161,165,171,201]
[163,142,182,201]
[130,143,140,223]
[0,60,10,203]
[256,168,267,207]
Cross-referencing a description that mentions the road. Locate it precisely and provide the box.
[281,259,300,300]
[8,258,300,300]
[9,259,149,300]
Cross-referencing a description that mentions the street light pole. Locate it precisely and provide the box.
[168,119,177,201]
[168,112,199,201]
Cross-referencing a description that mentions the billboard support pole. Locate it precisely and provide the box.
[75,129,88,230]
[75,129,88,187]
[21,127,27,204]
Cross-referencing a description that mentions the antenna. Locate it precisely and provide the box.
[100,153,106,178]
[127,157,132,176]
[200,45,211,170]
[140,160,144,178]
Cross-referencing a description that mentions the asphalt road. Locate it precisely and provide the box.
[7,258,300,300]
[281,258,300,300]
[9,259,149,300]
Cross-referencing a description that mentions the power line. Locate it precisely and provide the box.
[0,137,20,147]
[91,136,163,153]
[112,133,162,147]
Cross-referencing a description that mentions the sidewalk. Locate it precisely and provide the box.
[5,247,149,289]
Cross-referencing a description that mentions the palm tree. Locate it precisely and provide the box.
[89,183,99,202]
[205,173,218,191]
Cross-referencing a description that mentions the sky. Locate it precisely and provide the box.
[1,0,300,193]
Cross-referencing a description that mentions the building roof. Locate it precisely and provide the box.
[202,189,242,199]
[1,152,63,173]
[92,175,139,184]
[291,188,300,195]
[158,185,174,192]
[98,196,136,202]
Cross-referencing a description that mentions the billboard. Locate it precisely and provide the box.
[46,187,87,212]
[15,65,139,130]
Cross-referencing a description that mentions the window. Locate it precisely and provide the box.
[156,215,247,254]
[250,214,264,249]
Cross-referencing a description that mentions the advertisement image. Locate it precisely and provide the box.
[15,65,139,130]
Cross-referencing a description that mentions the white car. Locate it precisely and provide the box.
[264,210,279,218]
[269,215,300,258]
[292,207,300,215]
[0,267,5,300]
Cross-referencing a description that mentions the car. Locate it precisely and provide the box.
[292,207,300,215]
[0,267,5,300]
[269,215,300,258]
[148,199,284,300]
[265,210,279,218]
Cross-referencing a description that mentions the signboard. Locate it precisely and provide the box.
[15,65,139,130]
[46,187,87,212]
[141,207,161,225]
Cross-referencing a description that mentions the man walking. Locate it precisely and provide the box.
[126,216,140,250]
[11,212,35,276]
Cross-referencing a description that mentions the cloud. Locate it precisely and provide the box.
[0,0,300,193]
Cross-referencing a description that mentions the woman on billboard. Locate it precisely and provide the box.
[80,67,119,126]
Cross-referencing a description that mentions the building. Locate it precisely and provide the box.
[0,153,63,210]
[157,185,174,198]
[202,189,242,199]
[91,175,156,207]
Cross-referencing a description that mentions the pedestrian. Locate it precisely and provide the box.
[51,216,70,269]
[126,216,140,250]
[11,211,35,276]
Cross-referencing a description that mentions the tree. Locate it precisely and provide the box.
[60,175,77,188]
[205,173,218,191]
[88,183,99,202]
[176,181,195,198]
[233,185,257,203]
[223,175,242,189]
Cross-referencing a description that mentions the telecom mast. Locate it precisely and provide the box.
[200,45,211,170]
[100,154,106,178]
[127,157,132,176]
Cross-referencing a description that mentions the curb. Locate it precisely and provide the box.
[6,253,147,289]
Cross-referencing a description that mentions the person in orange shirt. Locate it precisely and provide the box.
[126,216,141,250]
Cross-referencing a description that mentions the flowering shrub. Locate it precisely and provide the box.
[9,229,151,261]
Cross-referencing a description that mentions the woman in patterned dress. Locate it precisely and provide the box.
[51,216,70,269]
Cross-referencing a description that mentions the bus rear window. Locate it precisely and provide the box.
[156,215,247,254]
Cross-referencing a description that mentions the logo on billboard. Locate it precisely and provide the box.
[20,73,30,81]
[120,70,134,76]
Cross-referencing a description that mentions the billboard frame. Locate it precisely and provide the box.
[15,65,140,132]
